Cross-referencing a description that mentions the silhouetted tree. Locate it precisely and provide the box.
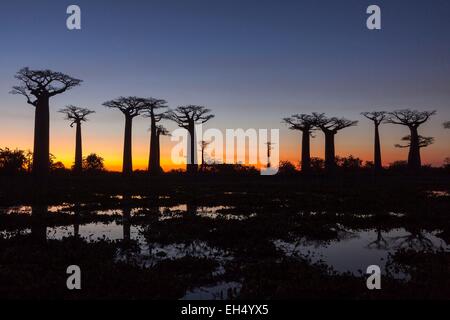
[166,105,214,173]
[103,97,146,175]
[361,111,387,172]
[10,68,82,179]
[444,121,450,129]
[199,140,212,171]
[312,113,358,172]
[141,98,168,174]
[83,153,105,172]
[0,148,27,174]
[59,105,95,174]
[283,114,316,172]
[386,110,436,171]
[155,125,170,173]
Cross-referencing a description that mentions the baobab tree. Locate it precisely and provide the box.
[386,109,436,171]
[10,68,82,179]
[199,140,212,171]
[141,98,168,174]
[361,111,387,172]
[444,121,450,129]
[283,114,316,172]
[103,97,146,175]
[166,105,214,173]
[154,125,170,173]
[59,105,95,174]
[312,113,358,171]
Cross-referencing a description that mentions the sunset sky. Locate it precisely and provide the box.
[0,0,449,171]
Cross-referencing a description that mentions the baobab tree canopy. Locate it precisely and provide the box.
[312,113,358,132]
[361,111,387,125]
[283,114,316,132]
[141,98,168,119]
[386,109,436,127]
[59,105,95,127]
[10,67,82,104]
[102,96,146,117]
[166,105,214,128]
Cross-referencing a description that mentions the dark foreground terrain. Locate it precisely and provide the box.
[0,173,449,299]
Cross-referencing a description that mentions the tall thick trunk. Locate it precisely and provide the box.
[187,123,197,173]
[74,121,82,174]
[123,116,133,175]
[408,126,421,172]
[374,124,382,172]
[324,131,336,172]
[148,116,160,174]
[33,97,50,178]
[301,129,311,172]
[156,133,162,172]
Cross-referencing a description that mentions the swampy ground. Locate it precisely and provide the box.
[0,173,449,299]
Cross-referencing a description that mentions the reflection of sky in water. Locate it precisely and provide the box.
[274,228,448,277]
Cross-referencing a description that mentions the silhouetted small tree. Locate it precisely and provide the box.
[361,111,387,172]
[283,114,316,173]
[155,125,170,173]
[141,98,168,175]
[103,97,146,175]
[395,135,434,160]
[0,148,28,174]
[83,153,105,172]
[278,161,298,175]
[312,113,358,172]
[444,121,450,129]
[59,105,95,174]
[166,105,214,173]
[10,68,82,179]
[386,109,436,172]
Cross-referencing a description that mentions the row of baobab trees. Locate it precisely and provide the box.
[283,110,448,173]
[9,67,450,179]
[10,67,214,178]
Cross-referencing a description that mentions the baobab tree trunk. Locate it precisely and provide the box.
[148,117,160,174]
[123,116,133,175]
[374,124,382,172]
[33,97,50,179]
[324,131,336,172]
[187,123,198,174]
[74,121,82,174]
[408,126,421,171]
[155,133,162,172]
[301,130,311,173]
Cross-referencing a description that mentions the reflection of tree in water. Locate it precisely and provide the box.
[389,227,438,251]
[367,227,389,250]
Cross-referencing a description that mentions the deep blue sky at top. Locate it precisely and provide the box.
[0,0,449,165]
